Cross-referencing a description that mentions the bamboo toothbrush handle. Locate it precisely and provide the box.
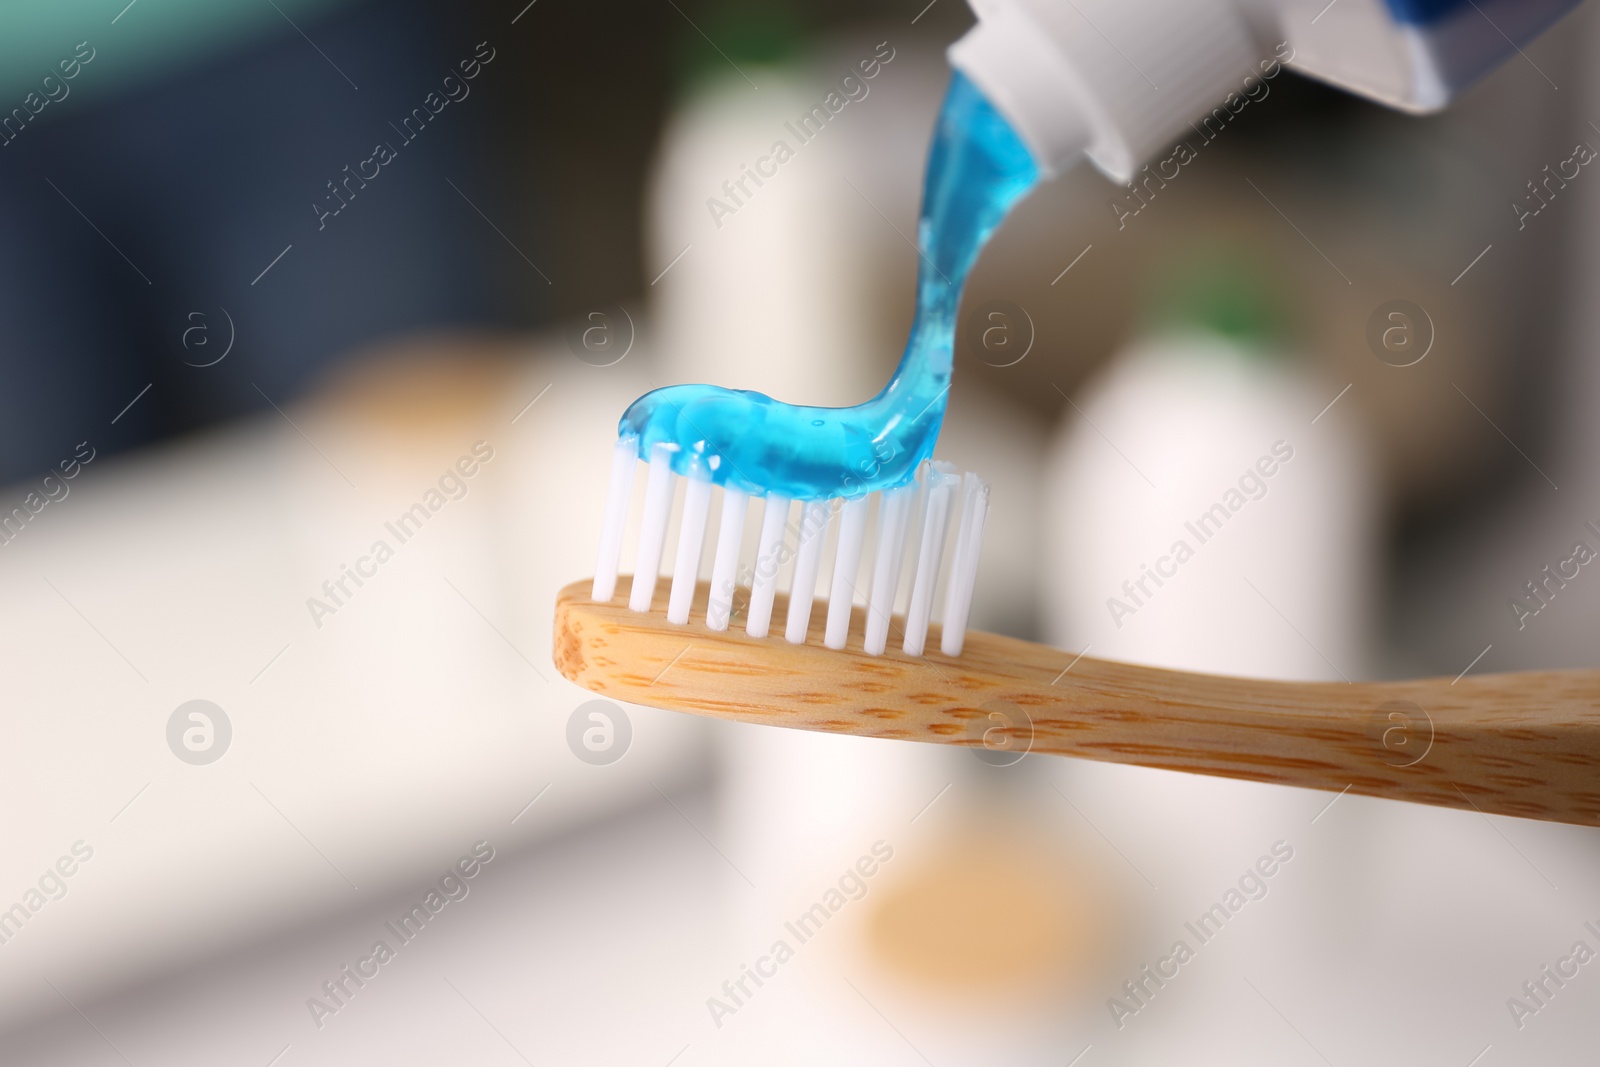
[553,580,1600,827]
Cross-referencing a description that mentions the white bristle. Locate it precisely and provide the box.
[705,487,748,631]
[864,483,916,655]
[902,462,959,656]
[667,474,713,624]
[897,468,930,618]
[628,444,677,612]
[785,500,830,643]
[592,436,639,602]
[746,494,790,638]
[824,495,870,649]
[939,473,990,657]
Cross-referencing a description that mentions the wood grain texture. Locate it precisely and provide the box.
[554,579,1600,826]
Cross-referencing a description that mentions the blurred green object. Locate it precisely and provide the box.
[0,0,361,103]
[670,0,807,94]
[1144,245,1294,352]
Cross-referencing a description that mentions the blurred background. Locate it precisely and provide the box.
[3,0,1600,1063]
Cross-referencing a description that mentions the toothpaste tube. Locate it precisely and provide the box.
[948,0,1583,180]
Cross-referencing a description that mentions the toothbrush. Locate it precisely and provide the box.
[554,580,1600,828]
[558,0,1600,826]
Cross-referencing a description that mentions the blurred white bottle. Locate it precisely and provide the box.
[1045,253,1375,680]
[647,57,892,405]
[1042,254,1378,985]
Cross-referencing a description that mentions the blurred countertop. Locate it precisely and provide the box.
[0,332,708,1030]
